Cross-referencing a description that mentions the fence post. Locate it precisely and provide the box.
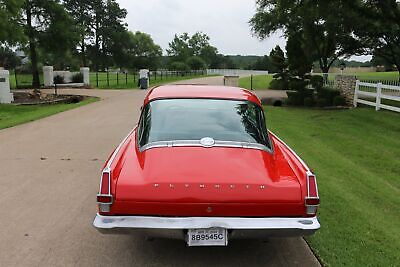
[251,75,253,91]
[354,80,359,107]
[117,72,119,86]
[107,70,109,87]
[376,82,382,111]
[96,71,99,87]
[125,72,128,85]
[14,69,18,89]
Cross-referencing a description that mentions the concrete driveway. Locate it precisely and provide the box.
[0,84,319,266]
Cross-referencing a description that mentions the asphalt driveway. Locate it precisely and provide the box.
[0,83,319,266]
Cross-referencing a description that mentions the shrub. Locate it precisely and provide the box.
[286,77,313,106]
[269,79,288,90]
[317,87,340,105]
[304,97,314,107]
[287,91,305,106]
[310,75,324,90]
[72,73,84,83]
[316,98,328,107]
[288,78,308,92]
[54,75,65,84]
[333,95,347,106]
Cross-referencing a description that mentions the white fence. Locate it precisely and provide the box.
[354,80,400,113]
[207,69,269,77]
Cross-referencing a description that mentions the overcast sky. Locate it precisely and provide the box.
[117,0,286,56]
[117,0,370,61]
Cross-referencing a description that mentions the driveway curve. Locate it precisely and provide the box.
[0,81,319,266]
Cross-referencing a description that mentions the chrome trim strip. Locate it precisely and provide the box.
[106,129,135,169]
[140,140,272,153]
[98,129,134,196]
[93,214,320,231]
[269,131,311,172]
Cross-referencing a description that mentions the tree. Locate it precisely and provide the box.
[351,0,400,78]
[21,0,77,87]
[268,45,289,90]
[169,61,190,72]
[189,32,210,56]
[167,33,192,62]
[124,31,162,70]
[372,54,396,71]
[63,0,94,66]
[199,45,219,68]
[167,32,219,68]
[186,56,206,70]
[0,46,21,69]
[250,0,360,75]
[269,46,287,74]
[0,0,25,45]
[98,0,127,68]
[249,55,271,71]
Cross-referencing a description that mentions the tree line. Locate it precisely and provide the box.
[0,0,234,87]
[250,0,400,78]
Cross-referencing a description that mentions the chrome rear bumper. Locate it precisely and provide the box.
[93,214,320,239]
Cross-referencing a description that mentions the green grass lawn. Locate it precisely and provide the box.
[265,106,399,266]
[239,72,399,91]
[239,74,274,90]
[10,71,44,89]
[0,97,98,130]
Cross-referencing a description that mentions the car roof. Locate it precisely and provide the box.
[143,85,262,106]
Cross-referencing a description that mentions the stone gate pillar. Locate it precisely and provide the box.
[0,70,14,103]
[80,67,90,86]
[43,66,54,87]
[335,75,357,105]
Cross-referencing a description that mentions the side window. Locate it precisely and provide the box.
[138,104,151,147]
[257,109,271,148]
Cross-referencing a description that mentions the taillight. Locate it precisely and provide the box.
[97,168,113,212]
[97,195,113,204]
[99,171,111,195]
[305,172,320,215]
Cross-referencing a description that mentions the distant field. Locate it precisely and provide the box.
[266,106,400,266]
[352,71,399,81]
[239,74,274,90]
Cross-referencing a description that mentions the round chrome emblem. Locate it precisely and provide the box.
[200,137,215,147]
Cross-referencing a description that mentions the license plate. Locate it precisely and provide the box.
[187,228,228,246]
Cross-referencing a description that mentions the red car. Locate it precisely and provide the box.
[93,85,320,246]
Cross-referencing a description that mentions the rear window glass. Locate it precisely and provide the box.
[138,99,271,149]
